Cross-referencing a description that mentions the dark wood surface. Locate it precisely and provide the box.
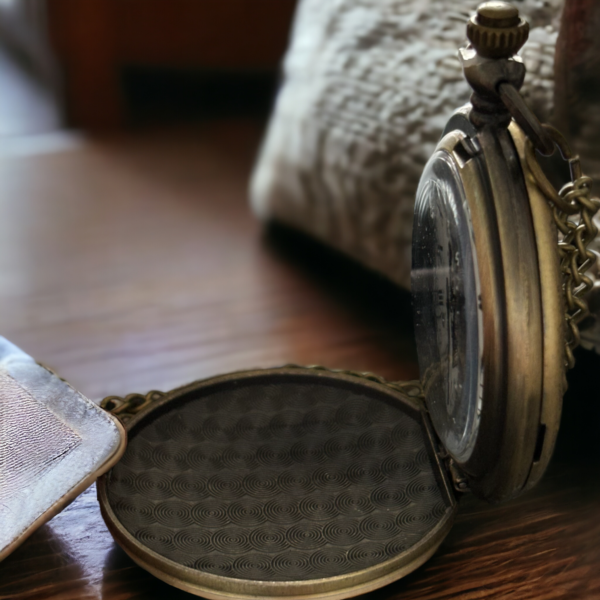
[1,120,600,599]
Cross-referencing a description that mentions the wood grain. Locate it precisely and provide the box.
[1,119,600,599]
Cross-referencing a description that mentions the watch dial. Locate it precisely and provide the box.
[411,149,483,463]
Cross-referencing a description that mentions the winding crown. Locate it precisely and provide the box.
[466,1,529,59]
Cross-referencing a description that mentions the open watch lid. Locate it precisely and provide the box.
[0,337,460,599]
[1,3,598,599]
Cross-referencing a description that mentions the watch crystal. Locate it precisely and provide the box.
[411,149,483,463]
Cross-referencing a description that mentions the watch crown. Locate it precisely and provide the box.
[467,1,529,59]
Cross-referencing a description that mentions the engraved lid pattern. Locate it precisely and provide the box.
[106,379,450,581]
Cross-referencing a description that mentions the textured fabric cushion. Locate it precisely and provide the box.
[251,0,563,288]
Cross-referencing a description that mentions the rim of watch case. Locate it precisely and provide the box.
[509,121,565,492]
[428,112,564,501]
[97,367,459,600]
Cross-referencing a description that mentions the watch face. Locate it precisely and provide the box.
[411,149,483,463]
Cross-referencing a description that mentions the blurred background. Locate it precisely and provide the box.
[0,0,297,136]
[0,0,418,403]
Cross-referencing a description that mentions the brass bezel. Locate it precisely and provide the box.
[97,367,458,600]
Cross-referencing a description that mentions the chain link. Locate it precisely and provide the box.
[523,124,600,369]
[100,366,424,422]
[280,364,424,398]
[500,82,600,369]
[100,390,166,422]
[98,367,473,488]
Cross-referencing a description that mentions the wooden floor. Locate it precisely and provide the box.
[1,119,600,599]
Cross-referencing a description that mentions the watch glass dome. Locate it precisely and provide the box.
[411,149,483,463]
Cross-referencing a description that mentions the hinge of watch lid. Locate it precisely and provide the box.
[422,407,472,495]
[445,455,472,494]
[434,442,471,494]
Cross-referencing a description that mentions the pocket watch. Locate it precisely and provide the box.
[1,3,599,600]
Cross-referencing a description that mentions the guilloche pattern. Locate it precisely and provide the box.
[106,379,450,581]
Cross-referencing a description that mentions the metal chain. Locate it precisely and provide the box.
[101,390,166,422]
[523,123,600,369]
[100,365,424,422]
[98,367,471,492]
[280,364,424,398]
[498,81,600,369]
[97,367,474,488]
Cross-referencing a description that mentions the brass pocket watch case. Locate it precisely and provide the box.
[412,115,563,502]
[1,2,598,599]
[98,368,458,600]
